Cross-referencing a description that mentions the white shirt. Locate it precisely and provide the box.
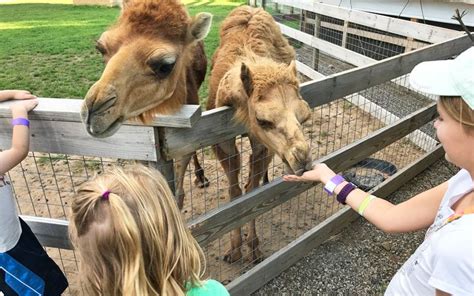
[386,169,474,296]
[0,174,22,252]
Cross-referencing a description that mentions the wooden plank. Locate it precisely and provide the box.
[296,61,325,80]
[0,98,201,128]
[227,144,445,295]
[320,21,428,49]
[288,22,417,93]
[347,94,438,151]
[189,103,438,246]
[154,128,176,193]
[161,107,245,160]
[22,216,72,250]
[296,64,437,151]
[162,35,469,159]
[312,13,321,70]
[0,118,157,161]
[274,0,462,43]
[300,34,471,108]
[341,20,349,48]
[279,23,375,67]
[22,144,444,255]
[151,104,202,128]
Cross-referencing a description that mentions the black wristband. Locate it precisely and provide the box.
[336,182,357,205]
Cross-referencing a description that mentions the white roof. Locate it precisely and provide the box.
[319,0,474,26]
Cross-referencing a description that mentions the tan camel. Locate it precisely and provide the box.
[80,0,212,208]
[208,6,313,263]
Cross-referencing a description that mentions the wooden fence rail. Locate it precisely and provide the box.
[161,33,470,160]
[4,33,469,250]
[189,102,438,245]
[273,0,462,43]
[0,27,470,296]
[227,144,445,295]
[20,102,438,251]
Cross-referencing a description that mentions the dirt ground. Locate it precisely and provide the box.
[8,98,428,295]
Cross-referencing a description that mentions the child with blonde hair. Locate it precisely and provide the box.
[0,90,68,295]
[69,164,229,296]
[285,47,474,295]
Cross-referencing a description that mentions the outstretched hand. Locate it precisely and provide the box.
[12,90,37,101]
[283,163,336,184]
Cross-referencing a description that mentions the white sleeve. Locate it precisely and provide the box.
[428,224,474,296]
[0,177,22,252]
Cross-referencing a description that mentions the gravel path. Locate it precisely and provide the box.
[255,159,458,295]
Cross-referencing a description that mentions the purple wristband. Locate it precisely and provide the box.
[11,118,30,128]
[336,182,357,205]
[323,174,345,195]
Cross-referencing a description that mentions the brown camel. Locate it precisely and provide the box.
[208,6,313,263]
[80,0,212,208]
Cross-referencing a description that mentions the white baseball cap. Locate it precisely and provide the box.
[409,46,474,110]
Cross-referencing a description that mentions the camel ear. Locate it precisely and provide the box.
[240,63,253,97]
[119,0,132,10]
[188,13,213,42]
[288,60,297,75]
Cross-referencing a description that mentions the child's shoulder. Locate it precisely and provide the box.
[187,279,230,296]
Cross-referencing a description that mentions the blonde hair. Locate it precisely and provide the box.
[69,164,204,296]
[439,96,474,133]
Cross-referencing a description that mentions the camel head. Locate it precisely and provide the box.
[81,0,212,138]
[216,59,313,174]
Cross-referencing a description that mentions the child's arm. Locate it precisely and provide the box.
[0,99,38,175]
[0,90,36,102]
[284,163,447,233]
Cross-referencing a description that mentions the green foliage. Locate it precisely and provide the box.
[0,1,244,105]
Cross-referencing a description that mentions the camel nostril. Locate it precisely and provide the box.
[91,95,117,115]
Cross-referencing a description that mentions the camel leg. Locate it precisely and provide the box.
[263,170,269,185]
[174,153,193,210]
[244,137,272,264]
[192,152,210,188]
[214,139,243,263]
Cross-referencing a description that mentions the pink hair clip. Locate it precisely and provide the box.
[101,190,111,200]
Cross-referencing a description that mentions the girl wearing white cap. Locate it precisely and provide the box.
[284,47,474,295]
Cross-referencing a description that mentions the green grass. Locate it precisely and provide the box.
[0,1,244,105]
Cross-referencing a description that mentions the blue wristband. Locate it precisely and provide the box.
[11,118,30,127]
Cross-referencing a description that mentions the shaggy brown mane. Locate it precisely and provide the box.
[120,0,190,42]
[219,6,295,63]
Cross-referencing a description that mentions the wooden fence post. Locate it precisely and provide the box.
[405,18,418,52]
[341,20,349,48]
[312,13,321,70]
[149,127,176,194]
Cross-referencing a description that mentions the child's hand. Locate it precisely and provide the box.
[12,90,37,101]
[283,163,336,183]
[10,99,39,118]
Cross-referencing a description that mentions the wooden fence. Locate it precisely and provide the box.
[0,3,471,294]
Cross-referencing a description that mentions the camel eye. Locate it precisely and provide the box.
[148,59,176,79]
[256,118,274,130]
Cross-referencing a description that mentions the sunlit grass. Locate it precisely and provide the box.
[0,0,72,4]
[0,1,245,103]
[183,0,242,6]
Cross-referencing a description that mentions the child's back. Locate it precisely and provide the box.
[69,164,229,296]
